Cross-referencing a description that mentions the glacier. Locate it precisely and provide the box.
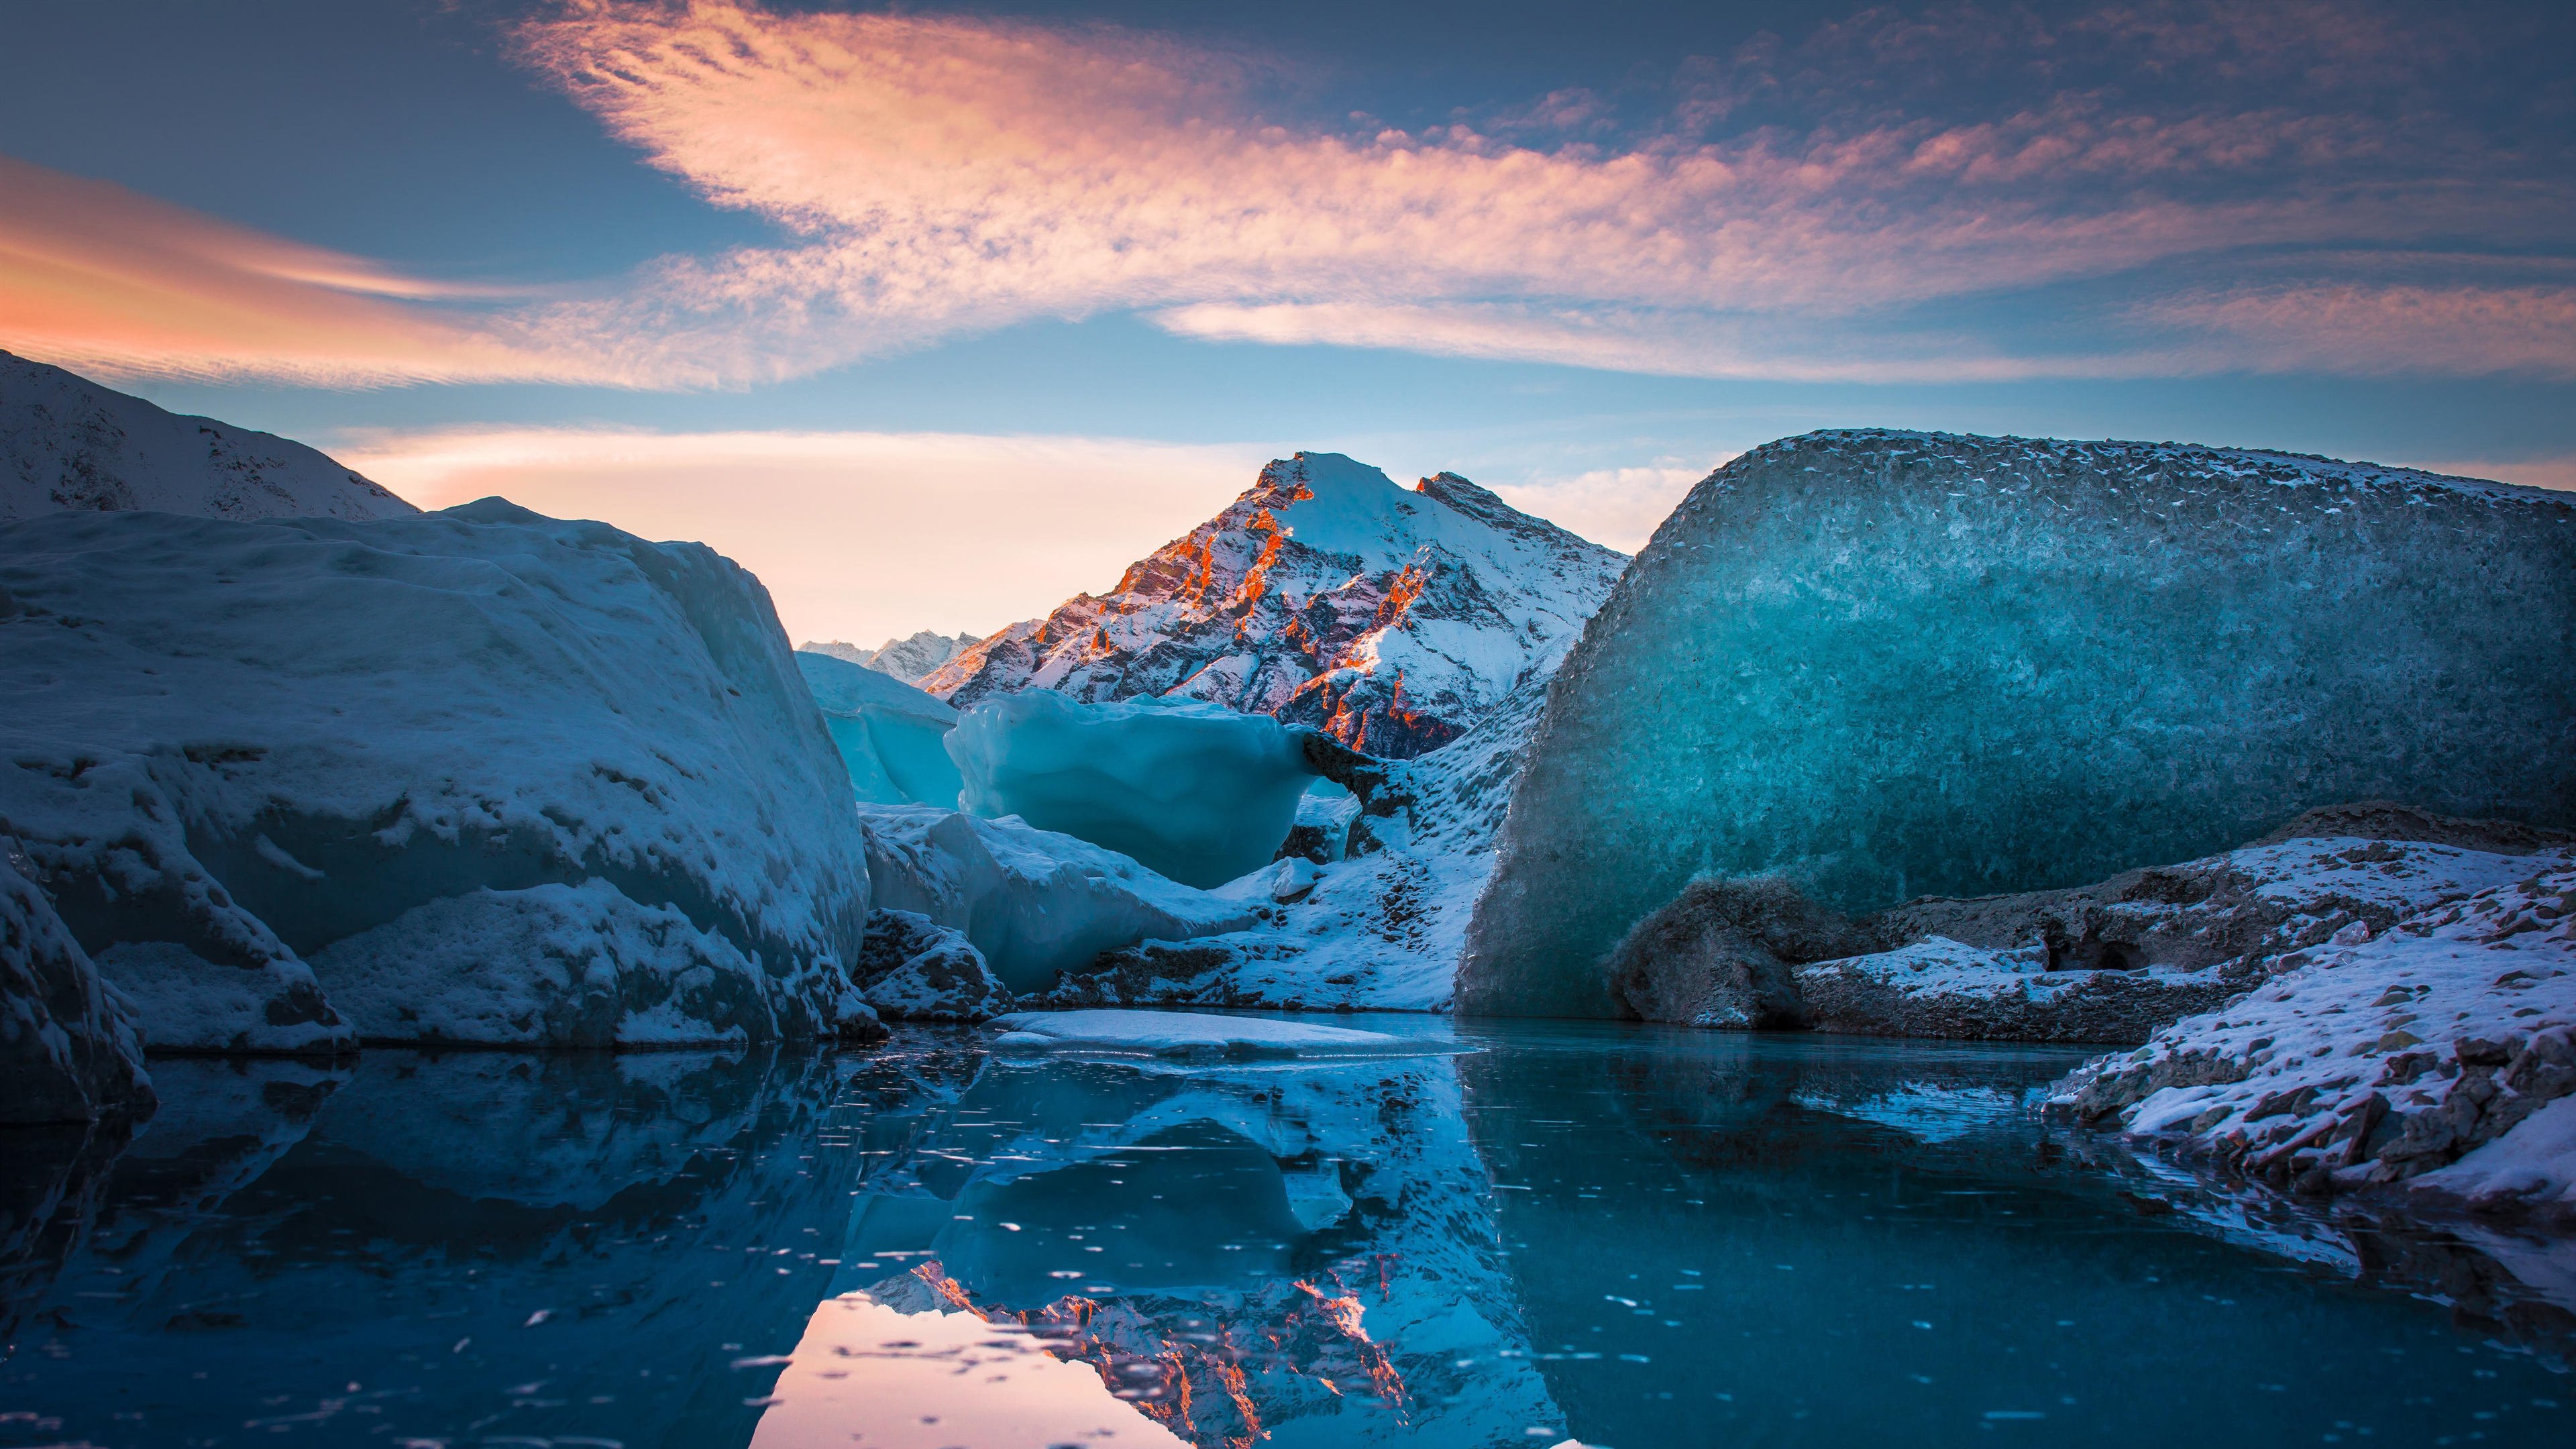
[1,349,415,522]
[948,691,1320,889]
[1462,431,2576,1018]
[0,499,877,1051]
[797,649,966,807]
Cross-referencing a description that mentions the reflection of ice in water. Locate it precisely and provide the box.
[750,1292,1187,1449]
[1790,1083,2031,1143]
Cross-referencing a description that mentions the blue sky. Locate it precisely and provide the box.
[3,1,2569,643]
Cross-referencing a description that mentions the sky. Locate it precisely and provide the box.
[3,0,2570,645]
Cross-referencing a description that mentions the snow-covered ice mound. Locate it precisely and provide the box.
[2,861,152,1123]
[1466,431,2576,1018]
[1,350,415,522]
[948,691,1318,888]
[797,649,964,806]
[0,500,877,1051]
[857,804,1252,995]
[2052,851,2576,1217]
[986,1009,1465,1061]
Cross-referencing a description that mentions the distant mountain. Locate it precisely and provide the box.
[922,451,1627,757]
[1,351,415,522]
[798,629,979,685]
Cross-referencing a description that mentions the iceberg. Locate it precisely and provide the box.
[796,649,965,807]
[857,804,1254,995]
[1464,431,2576,1018]
[947,690,1318,888]
[0,500,877,1051]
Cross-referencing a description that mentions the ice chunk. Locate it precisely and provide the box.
[857,804,1252,994]
[1465,431,2576,1017]
[985,1008,1465,1060]
[309,881,878,1047]
[1,861,152,1124]
[0,499,877,1051]
[797,650,965,807]
[947,691,1318,888]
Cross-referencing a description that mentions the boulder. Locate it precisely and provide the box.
[853,909,1012,1022]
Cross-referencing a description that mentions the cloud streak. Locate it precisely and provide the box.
[4,1,2569,385]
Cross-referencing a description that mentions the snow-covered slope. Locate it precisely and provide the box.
[0,500,877,1051]
[924,453,1626,758]
[1,350,414,522]
[801,630,979,685]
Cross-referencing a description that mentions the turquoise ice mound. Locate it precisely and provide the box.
[796,649,965,807]
[947,691,1318,888]
[1463,431,2576,1018]
[986,1008,1466,1060]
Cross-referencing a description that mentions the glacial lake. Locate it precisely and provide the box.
[4,1018,2569,1449]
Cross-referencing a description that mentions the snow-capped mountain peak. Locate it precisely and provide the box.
[924,451,1627,757]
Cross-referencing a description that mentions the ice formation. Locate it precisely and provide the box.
[1042,665,1558,1012]
[926,451,1627,757]
[985,1008,1464,1060]
[1,862,151,1124]
[2052,849,2576,1215]
[1,350,415,521]
[0,500,876,1051]
[948,691,1320,889]
[856,803,1253,994]
[796,650,965,807]
[1464,432,2576,1018]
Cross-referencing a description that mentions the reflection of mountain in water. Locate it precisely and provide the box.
[820,1038,1562,1448]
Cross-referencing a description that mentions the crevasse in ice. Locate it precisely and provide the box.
[1462,431,2576,1018]
[946,691,1318,888]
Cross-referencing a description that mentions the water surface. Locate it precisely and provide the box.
[3,1019,2569,1448]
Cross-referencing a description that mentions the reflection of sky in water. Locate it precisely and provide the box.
[2,1022,2571,1448]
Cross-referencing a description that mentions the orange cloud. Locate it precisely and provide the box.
[0,156,623,386]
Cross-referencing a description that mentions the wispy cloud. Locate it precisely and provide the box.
[4,1,2568,386]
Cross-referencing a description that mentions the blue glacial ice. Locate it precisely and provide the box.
[797,649,967,807]
[947,691,1320,888]
[1462,431,2576,1018]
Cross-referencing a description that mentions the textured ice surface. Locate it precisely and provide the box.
[1,861,150,1123]
[2,350,415,521]
[1466,431,2576,1017]
[796,649,965,807]
[985,1008,1463,1059]
[949,690,1318,888]
[0,500,875,1051]
[857,803,1252,994]
[928,451,1626,757]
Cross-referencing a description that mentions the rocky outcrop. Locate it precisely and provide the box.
[1,863,152,1124]
[1463,431,2576,1018]
[2048,856,2576,1218]
[853,910,1010,1022]
[923,452,1625,758]
[1592,811,2559,1046]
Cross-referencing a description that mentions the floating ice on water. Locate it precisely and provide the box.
[985,1008,1465,1060]
[796,650,964,807]
[947,691,1319,888]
